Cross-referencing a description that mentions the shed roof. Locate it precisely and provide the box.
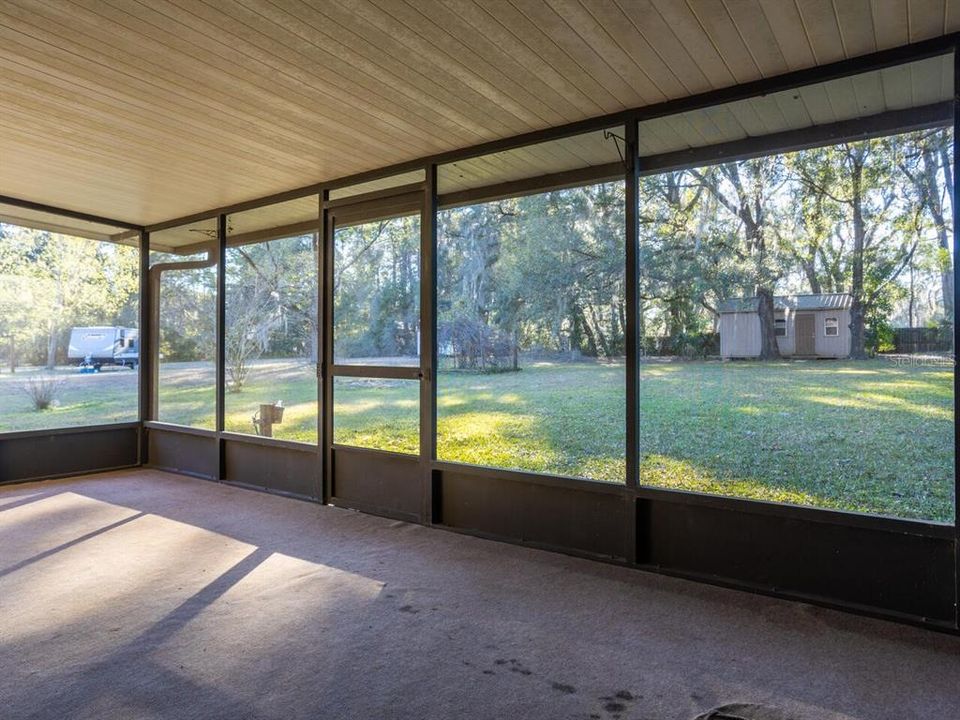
[718,293,853,314]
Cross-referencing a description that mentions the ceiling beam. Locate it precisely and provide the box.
[637,101,954,175]
[0,194,143,231]
[437,162,624,209]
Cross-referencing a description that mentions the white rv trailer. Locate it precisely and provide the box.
[67,327,139,370]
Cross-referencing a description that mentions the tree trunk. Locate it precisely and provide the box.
[755,288,781,360]
[634,298,643,341]
[908,262,915,328]
[586,302,611,358]
[848,149,868,359]
[849,298,866,359]
[667,298,684,338]
[46,324,58,370]
[923,145,954,344]
[575,305,598,357]
[802,259,822,295]
[609,302,620,355]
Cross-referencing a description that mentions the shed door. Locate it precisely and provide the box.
[796,313,816,355]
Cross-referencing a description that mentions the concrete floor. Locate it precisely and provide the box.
[1,471,958,720]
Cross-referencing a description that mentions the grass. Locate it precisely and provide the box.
[0,365,138,431]
[633,359,953,522]
[436,363,625,482]
[0,357,953,522]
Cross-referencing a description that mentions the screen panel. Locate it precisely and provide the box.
[634,53,956,523]
[224,198,320,444]
[150,218,217,430]
[333,213,421,367]
[436,173,626,483]
[0,216,139,433]
[332,376,419,455]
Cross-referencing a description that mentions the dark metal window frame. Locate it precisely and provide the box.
[1,34,958,631]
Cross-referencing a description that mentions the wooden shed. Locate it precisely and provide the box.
[719,294,853,359]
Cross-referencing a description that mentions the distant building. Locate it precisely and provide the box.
[718,293,852,359]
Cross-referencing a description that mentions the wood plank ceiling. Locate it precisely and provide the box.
[1,0,959,228]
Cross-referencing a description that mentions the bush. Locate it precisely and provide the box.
[159,332,206,363]
[641,333,719,358]
[438,316,517,371]
[21,374,66,410]
[865,315,896,356]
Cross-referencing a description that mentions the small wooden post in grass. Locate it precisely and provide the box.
[254,402,284,438]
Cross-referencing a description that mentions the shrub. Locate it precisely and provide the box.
[865,314,896,356]
[641,333,719,358]
[438,316,517,371]
[21,374,66,410]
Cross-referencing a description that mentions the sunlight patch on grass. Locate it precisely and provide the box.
[334,423,419,455]
[806,392,952,420]
[439,410,535,441]
[638,365,683,377]
[821,367,885,376]
[334,398,418,416]
[639,454,823,508]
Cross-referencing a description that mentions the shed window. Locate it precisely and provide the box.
[774,315,786,337]
[824,317,839,336]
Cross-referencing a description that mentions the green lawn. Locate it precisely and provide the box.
[1,357,953,522]
[634,359,953,522]
[436,364,625,482]
[0,366,138,431]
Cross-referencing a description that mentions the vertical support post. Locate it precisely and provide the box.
[138,230,151,464]
[421,164,438,524]
[952,45,959,630]
[319,190,330,503]
[624,118,641,564]
[216,213,227,480]
[322,193,335,504]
